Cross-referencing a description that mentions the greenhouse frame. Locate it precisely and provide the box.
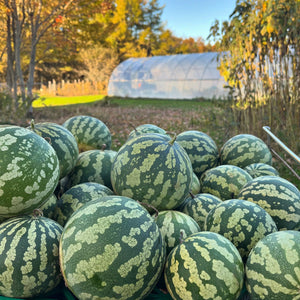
[107,52,229,99]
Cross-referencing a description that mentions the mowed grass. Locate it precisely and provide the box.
[33,95,105,108]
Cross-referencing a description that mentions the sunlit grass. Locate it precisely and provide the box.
[32,95,105,108]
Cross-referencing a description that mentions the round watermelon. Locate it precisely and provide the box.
[220,134,272,168]
[164,231,244,300]
[181,193,222,228]
[200,164,253,200]
[238,175,300,230]
[0,212,63,298]
[154,210,201,255]
[244,162,279,178]
[54,182,114,226]
[246,230,300,299]
[190,172,201,195]
[0,126,60,217]
[59,195,166,299]
[62,115,112,151]
[176,130,219,178]
[63,149,117,191]
[29,122,79,179]
[38,193,58,219]
[111,133,193,211]
[204,199,278,262]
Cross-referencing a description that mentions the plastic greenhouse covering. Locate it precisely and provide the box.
[107,52,229,99]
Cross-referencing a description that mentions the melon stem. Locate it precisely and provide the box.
[168,134,177,145]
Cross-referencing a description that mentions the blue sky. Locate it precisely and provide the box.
[158,0,237,41]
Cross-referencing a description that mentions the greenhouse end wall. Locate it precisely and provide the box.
[107,52,229,99]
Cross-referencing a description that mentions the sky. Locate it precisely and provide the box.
[158,0,237,41]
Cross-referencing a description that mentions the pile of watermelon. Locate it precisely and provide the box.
[0,115,300,300]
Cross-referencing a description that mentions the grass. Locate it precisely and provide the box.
[32,95,105,108]
[31,95,299,189]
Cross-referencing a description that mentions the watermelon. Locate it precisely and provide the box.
[219,134,272,168]
[62,115,112,151]
[204,199,278,262]
[59,195,166,299]
[176,130,219,178]
[0,126,60,217]
[111,134,193,211]
[164,231,244,300]
[0,211,63,298]
[128,124,169,140]
[154,210,201,255]
[38,193,58,219]
[54,182,114,226]
[29,121,79,179]
[181,193,222,228]
[190,172,201,195]
[200,164,253,200]
[238,175,300,230]
[63,149,117,191]
[244,162,279,178]
[245,230,300,299]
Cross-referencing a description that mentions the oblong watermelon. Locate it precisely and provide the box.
[59,195,166,300]
[164,231,244,300]
[246,230,300,299]
[204,199,278,262]
[238,175,300,230]
[111,133,193,211]
[0,126,60,217]
[0,213,63,298]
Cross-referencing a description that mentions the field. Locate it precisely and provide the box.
[32,96,300,189]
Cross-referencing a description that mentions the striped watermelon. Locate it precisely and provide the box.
[181,193,222,228]
[0,212,63,298]
[244,162,279,178]
[59,195,166,300]
[0,126,60,217]
[190,172,201,195]
[63,149,117,191]
[204,199,278,262]
[111,134,193,211]
[62,115,112,151]
[29,122,79,179]
[176,130,219,178]
[246,230,300,299]
[220,134,272,168]
[128,124,169,140]
[238,175,300,230]
[164,231,244,300]
[154,210,201,254]
[54,182,114,226]
[38,193,58,219]
[200,164,253,200]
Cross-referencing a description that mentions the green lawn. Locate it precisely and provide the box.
[33,95,105,108]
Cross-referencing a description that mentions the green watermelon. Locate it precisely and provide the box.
[63,149,117,191]
[204,199,278,262]
[176,130,219,178]
[128,124,169,140]
[0,212,63,298]
[164,231,244,300]
[0,126,60,217]
[62,115,112,151]
[29,121,79,179]
[181,193,222,229]
[244,162,279,178]
[59,195,166,300]
[154,210,201,255]
[238,175,300,230]
[190,172,201,195]
[220,134,272,168]
[246,230,300,299]
[200,164,253,200]
[54,182,114,226]
[38,193,58,219]
[111,134,193,211]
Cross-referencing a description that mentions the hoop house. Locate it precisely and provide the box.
[107,52,229,99]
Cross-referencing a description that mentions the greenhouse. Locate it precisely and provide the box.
[107,52,229,99]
